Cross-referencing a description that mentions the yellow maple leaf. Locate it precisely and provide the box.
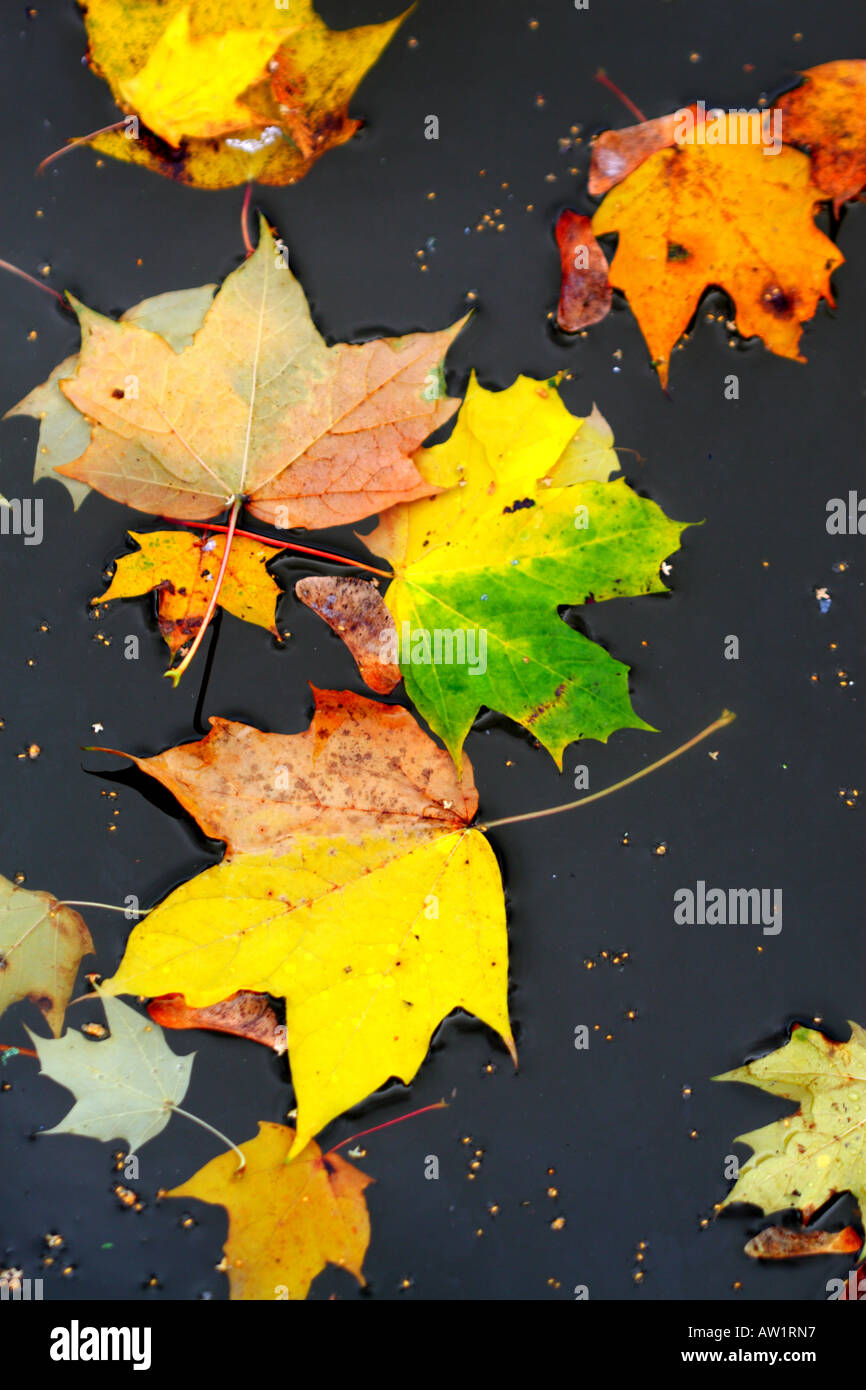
[79,0,410,188]
[119,8,292,147]
[106,833,509,1156]
[100,689,514,1154]
[592,114,844,388]
[95,530,282,658]
[166,1122,372,1299]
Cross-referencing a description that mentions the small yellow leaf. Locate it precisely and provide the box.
[80,0,411,189]
[119,9,290,147]
[166,1122,372,1300]
[95,530,282,657]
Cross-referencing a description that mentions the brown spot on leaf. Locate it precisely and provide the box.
[761,284,795,317]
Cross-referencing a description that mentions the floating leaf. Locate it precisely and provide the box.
[777,60,866,213]
[716,1022,866,1240]
[100,688,513,1153]
[102,686,477,851]
[147,991,286,1053]
[0,872,92,1037]
[588,109,685,195]
[592,113,844,387]
[295,575,401,694]
[5,284,215,508]
[78,0,409,189]
[359,374,686,766]
[28,991,194,1153]
[545,402,619,486]
[95,530,282,658]
[166,1122,372,1299]
[10,223,464,530]
[744,1225,861,1260]
[554,210,612,332]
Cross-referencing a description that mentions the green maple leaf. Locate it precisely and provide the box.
[362,374,690,766]
[715,1022,866,1235]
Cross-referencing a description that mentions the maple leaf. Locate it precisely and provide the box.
[5,284,216,509]
[11,223,463,531]
[76,0,409,189]
[354,374,686,766]
[99,688,513,1154]
[95,530,282,659]
[591,113,844,388]
[147,992,287,1053]
[166,1122,372,1299]
[777,60,866,214]
[0,872,93,1037]
[28,991,194,1153]
[715,1022,866,1240]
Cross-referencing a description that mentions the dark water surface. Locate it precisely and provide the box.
[0,0,862,1301]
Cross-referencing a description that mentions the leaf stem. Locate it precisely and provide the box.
[595,69,647,123]
[0,1044,37,1060]
[166,497,242,686]
[58,900,148,916]
[36,120,129,174]
[241,183,254,257]
[159,515,393,579]
[172,1106,246,1172]
[0,258,66,307]
[479,710,736,832]
[323,1100,448,1158]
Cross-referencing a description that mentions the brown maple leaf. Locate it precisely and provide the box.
[43,222,464,530]
[94,686,478,855]
[778,60,866,214]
